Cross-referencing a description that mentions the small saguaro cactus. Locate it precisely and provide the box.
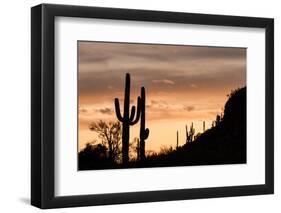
[203,121,206,132]
[176,130,179,150]
[139,87,149,161]
[189,122,195,142]
[114,73,141,165]
[185,125,189,144]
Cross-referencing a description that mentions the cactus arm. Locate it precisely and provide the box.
[129,96,141,125]
[144,128,149,139]
[129,106,136,121]
[114,98,124,122]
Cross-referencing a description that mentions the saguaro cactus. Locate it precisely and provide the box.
[114,73,141,165]
[176,130,179,150]
[139,87,149,161]
[203,121,205,132]
[185,125,189,144]
[136,138,140,161]
[189,122,195,142]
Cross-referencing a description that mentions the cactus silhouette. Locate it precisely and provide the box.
[188,122,195,143]
[114,73,141,165]
[176,130,179,150]
[203,121,205,132]
[136,138,140,161]
[185,125,189,144]
[139,87,149,161]
[185,123,195,143]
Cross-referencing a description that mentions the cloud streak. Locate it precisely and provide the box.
[96,107,113,115]
[183,106,195,112]
[152,79,175,85]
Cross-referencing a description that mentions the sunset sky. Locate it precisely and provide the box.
[78,41,246,152]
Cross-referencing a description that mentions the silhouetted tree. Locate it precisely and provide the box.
[129,137,140,160]
[89,120,122,163]
[78,142,110,170]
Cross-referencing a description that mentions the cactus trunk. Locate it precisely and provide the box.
[121,73,130,164]
[203,121,205,132]
[185,125,189,144]
[136,139,140,161]
[139,87,149,161]
[122,123,130,164]
[114,73,141,165]
[176,130,179,149]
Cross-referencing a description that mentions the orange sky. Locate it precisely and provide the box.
[78,41,246,152]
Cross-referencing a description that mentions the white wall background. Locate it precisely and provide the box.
[0,0,279,212]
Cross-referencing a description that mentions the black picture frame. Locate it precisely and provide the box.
[31,3,274,209]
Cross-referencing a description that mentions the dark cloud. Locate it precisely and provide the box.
[78,41,246,65]
[96,107,113,115]
[79,107,88,113]
[183,106,195,112]
[78,41,246,104]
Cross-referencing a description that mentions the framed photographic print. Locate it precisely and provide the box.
[31,4,274,209]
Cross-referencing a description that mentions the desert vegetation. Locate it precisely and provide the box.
[78,74,246,170]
